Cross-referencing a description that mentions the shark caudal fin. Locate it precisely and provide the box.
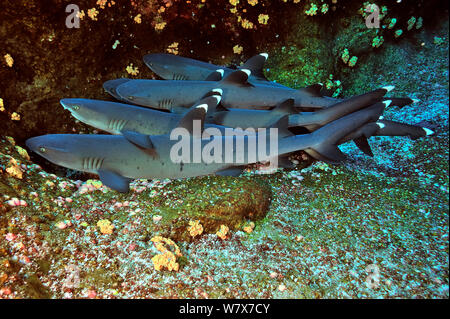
[382,97,419,108]
[373,119,435,139]
[300,86,393,131]
[304,101,387,163]
[240,53,269,80]
[103,78,132,102]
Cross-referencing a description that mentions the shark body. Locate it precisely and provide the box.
[114,69,338,111]
[26,103,385,192]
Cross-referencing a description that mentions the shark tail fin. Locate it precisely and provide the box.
[304,102,386,163]
[374,120,435,139]
[382,97,417,108]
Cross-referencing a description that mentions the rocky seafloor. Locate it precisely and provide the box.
[0,1,448,299]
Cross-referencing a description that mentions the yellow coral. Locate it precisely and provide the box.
[258,14,269,25]
[0,98,5,112]
[4,54,14,67]
[248,0,258,6]
[151,236,182,271]
[233,45,243,54]
[76,10,85,20]
[155,22,167,31]
[6,159,23,179]
[241,18,254,29]
[126,63,139,76]
[216,225,229,240]
[243,221,255,233]
[11,112,20,121]
[134,14,142,24]
[87,8,99,21]
[188,220,204,237]
[229,0,239,5]
[97,219,114,234]
[167,42,179,55]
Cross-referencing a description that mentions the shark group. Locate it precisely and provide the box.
[26,53,435,192]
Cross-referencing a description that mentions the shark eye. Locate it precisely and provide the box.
[128,96,134,100]
[39,147,47,153]
[73,105,80,110]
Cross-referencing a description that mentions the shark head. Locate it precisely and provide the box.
[60,98,114,132]
[26,134,83,170]
[144,53,190,80]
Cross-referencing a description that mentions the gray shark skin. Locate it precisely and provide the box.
[115,69,341,111]
[143,52,287,88]
[60,95,231,136]
[26,103,385,192]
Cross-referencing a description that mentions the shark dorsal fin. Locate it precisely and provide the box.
[176,95,221,136]
[122,130,155,149]
[240,53,268,79]
[299,83,323,97]
[205,69,224,81]
[202,88,223,98]
[272,98,298,115]
[220,69,253,87]
[269,115,294,138]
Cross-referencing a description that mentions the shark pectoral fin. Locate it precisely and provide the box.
[305,144,346,164]
[205,70,224,81]
[272,98,298,115]
[240,53,268,79]
[299,83,323,97]
[122,130,155,149]
[220,69,254,87]
[270,115,294,138]
[215,167,244,177]
[353,136,374,157]
[98,169,132,193]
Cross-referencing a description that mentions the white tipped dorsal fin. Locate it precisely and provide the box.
[376,122,386,129]
[221,69,253,86]
[412,98,420,104]
[205,69,224,81]
[240,54,268,80]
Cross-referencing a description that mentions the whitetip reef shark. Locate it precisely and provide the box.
[114,69,352,111]
[62,87,432,145]
[26,101,386,193]
[140,52,418,109]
